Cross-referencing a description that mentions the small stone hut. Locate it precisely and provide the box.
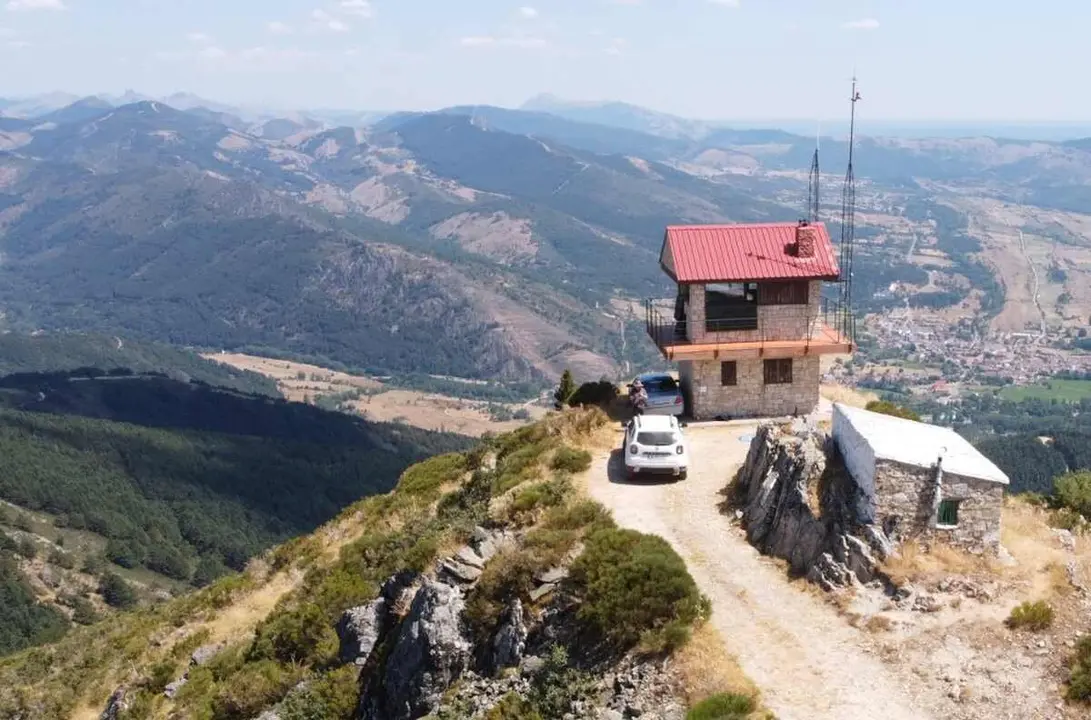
[832,403,1008,552]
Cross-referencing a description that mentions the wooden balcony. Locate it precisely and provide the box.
[645,298,856,361]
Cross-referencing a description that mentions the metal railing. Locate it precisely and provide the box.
[644,296,855,350]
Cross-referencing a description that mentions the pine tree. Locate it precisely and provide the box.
[554,369,576,409]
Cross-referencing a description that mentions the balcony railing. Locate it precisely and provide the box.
[644,296,855,353]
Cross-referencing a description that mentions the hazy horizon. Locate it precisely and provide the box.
[3,0,1091,124]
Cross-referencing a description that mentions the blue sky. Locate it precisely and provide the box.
[0,0,1086,120]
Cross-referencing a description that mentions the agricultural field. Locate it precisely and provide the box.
[205,353,548,437]
[999,378,1091,403]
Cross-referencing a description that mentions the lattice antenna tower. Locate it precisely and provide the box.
[838,77,861,339]
[807,122,820,223]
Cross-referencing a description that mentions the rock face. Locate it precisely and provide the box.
[491,598,527,670]
[735,422,893,590]
[99,687,129,720]
[338,598,388,666]
[361,578,471,720]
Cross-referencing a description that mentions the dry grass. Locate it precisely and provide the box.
[864,614,895,633]
[675,624,760,708]
[203,351,547,437]
[999,496,1091,601]
[882,540,995,587]
[820,383,879,408]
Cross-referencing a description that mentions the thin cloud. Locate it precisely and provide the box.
[519,6,538,18]
[339,0,372,18]
[267,21,293,35]
[198,46,227,60]
[187,32,213,44]
[708,0,740,6]
[311,8,350,32]
[7,38,31,47]
[460,35,495,47]
[604,37,626,55]
[459,34,547,49]
[0,26,13,35]
[5,0,65,10]
[843,18,880,30]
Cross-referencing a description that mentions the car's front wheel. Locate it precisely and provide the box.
[676,471,687,482]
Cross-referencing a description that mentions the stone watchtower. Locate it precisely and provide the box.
[644,221,854,419]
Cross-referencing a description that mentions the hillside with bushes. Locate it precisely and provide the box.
[0,408,761,720]
[0,373,468,659]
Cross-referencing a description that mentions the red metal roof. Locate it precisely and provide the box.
[661,222,840,283]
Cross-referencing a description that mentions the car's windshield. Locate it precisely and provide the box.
[641,376,678,393]
[636,431,679,446]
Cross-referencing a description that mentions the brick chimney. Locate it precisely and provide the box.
[795,221,817,259]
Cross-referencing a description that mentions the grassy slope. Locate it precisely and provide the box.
[0,408,762,720]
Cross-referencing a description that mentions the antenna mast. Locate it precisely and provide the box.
[807,131,820,223]
[838,77,861,340]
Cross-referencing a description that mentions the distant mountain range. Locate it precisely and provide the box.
[4,93,1091,382]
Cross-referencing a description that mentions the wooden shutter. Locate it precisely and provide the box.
[763,359,793,385]
[720,361,737,386]
[760,281,809,305]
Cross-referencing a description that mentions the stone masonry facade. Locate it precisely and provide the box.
[871,459,1004,552]
[684,280,823,344]
[680,355,821,420]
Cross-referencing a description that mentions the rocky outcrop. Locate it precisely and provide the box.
[100,687,129,720]
[361,578,471,720]
[338,598,388,666]
[735,421,894,591]
[491,598,527,670]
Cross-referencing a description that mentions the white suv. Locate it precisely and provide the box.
[623,414,689,481]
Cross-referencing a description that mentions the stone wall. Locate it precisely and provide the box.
[872,459,1004,552]
[681,355,821,419]
[832,405,879,523]
[685,280,823,344]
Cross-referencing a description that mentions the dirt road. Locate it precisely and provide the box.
[586,422,932,720]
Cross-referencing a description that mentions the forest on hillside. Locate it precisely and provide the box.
[0,376,469,584]
[0,333,278,397]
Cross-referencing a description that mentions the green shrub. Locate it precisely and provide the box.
[543,499,615,533]
[1056,471,1091,518]
[568,528,710,652]
[550,447,592,473]
[492,439,557,496]
[279,665,360,720]
[210,659,303,720]
[554,370,577,409]
[1069,636,1091,702]
[529,645,597,717]
[566,380,618,408]
[865,400,920,422]
[143,660,178,694]
[396,453,469,502]
[507,475,573,525]
[1006,600,1054,631]
[16,536,37,560]
[437,468,492,531]
[49,548,77,570]
[465,549,541,643]
[486,693,543,720]
[70,595,99,625]
[99,573,137,609]
[686,692,756,720]
[249,603,338,666]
